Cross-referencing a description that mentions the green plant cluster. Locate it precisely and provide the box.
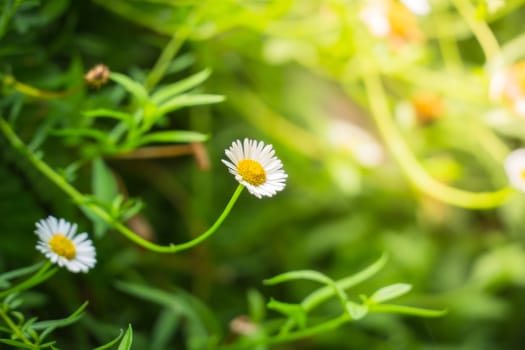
[2,0,525,349]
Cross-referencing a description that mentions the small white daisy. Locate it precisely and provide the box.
[504,149,525,192]
[35,216,96,273]
[222,139,287,198]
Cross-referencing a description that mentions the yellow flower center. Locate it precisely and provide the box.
[237,159,266,186]
[49,234,76,260]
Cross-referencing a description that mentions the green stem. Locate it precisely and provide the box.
[359,73,512,209]
[368,303,447,317]
[301,254,387,311]
[0,261,57,346]
[0,262,55,299]
[2,75,72,99]
[431,10,462,71]
[451,0,500,62]
[220,314,351,350]
[0,116,244,253]
[145,30,190,91]
[279,254,387,334]
[170,184,244,252]
[0,306,34,346]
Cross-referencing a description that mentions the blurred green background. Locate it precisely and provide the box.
[3,0,525,349]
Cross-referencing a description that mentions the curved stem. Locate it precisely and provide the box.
[170,184,244,252]
[451,0,500,62]
[0,116,243,253]
[359,74,511,209]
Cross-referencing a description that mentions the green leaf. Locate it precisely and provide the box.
[118,198,144,221]
[368,304,448,318]
[0,267,57,299]
[51,128,112,144]
[115,281,220,349]
[0,262,44,289]
[157,94,225,115]
[83,109,133,124]
[110,72,148,102]
[0,338,38,349]
[264,270,350,318]
[117,325,133,350]
[92,329,124,350]
[151,310,181,350]
[263,270,334,286]
[247,289,266,323]
[92,158,119,205]
[88,158,119,236]
[346,301,368,320]
[136,130,208,146]
[369,283,412,304]
[301,254,388,311]
[32,302,88,341]
[267,299,307,329]
[151,69,211,105]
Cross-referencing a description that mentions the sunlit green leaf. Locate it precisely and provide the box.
[135,130,208,146]
[51,128,112,144]
[369,284,412,304]
[346,301,368,320]
[117,324,133,350]
[151,69,211,105]
[267,298,307,329]
[157,94,225,115]
[83,109,134,124]
[110,72,148,102]
[368,304,447,318]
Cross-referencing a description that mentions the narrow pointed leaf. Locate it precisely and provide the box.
[117,325,133,350]
[157,94,225,115]
[136,130,208,146]
[151,69,211,105]
[369,284,412,304]
[110,72,148,102]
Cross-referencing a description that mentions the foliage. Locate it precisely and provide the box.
[2,0,525,349]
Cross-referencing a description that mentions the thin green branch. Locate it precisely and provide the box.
[0,116,243,253]
[0,262,56,347]
[146,31,189,91]
[358,74,511,209]
[1,75,73,99]
[451,0,500,62]
[0,307,34,347]
[220,314,351,350]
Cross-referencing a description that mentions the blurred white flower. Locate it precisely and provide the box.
[486,0,504,13]
[327,119,384,168]
[35,216,96,273]
[504,149,525,192]
[490,63,525,118]
[222,139,287,198]
[400,0,431,15]
[360,0,390,38]
[360,0,424,45]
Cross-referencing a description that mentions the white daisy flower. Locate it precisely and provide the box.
[504,149,525,192]
[35,216,96,273]
[222,139,287,198]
